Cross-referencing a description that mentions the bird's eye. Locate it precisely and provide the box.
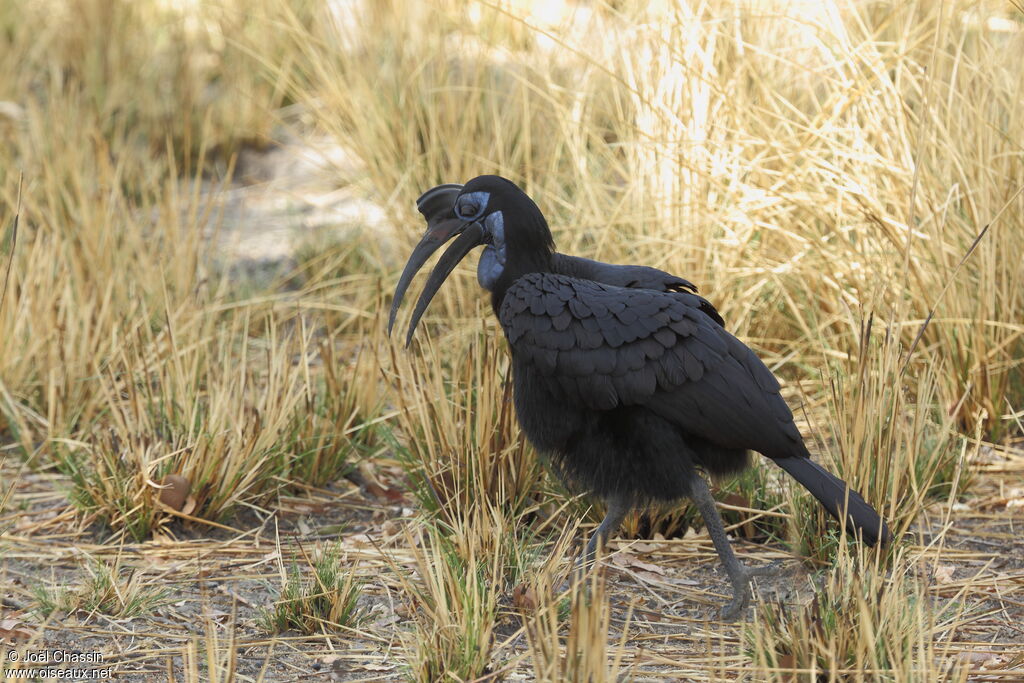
[454,191,489,221]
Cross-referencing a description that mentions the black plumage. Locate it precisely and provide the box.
[389,175,891,619]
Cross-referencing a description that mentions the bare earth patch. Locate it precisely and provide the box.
[3,441,1023,680]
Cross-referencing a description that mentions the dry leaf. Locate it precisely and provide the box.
[958,651,1007,669]
[180,495,197,517]
[512,583,537,610]
[0,618,33,643]
[380,519,405,538]
[610,552,665,575]
[665,576,700,586]
[934,565,955,585]
[776,653,799,683]
[373,614,401,628]
[623,540,658,553]
[341,533,376,549]
[983,655,1007,669]
[157,474,191,511]
[358,462,406,503]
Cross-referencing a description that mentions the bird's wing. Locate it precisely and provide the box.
[552,253,724,326]
[553,253,700,292]
[499,272,801,455]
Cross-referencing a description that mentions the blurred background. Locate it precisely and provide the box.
[1,0,1022,679]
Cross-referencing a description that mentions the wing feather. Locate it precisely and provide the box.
[499,272,802,454]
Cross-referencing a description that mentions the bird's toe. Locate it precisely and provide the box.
[745,560,783,578]
[718,589,751,621]
[718,562,779,620]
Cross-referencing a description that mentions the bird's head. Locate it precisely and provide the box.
[388,175,554,345]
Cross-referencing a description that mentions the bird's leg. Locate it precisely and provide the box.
[581,495,631,571]
[559,495,630,591]
[688,472,770,621]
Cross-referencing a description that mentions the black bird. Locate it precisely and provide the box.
[389,175,891,619]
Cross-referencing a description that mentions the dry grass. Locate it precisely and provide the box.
[1,0,1023,680]
[32,555,170,620]
[259,540,364,635]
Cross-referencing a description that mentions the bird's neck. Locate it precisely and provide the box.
[477,206,554,313]
[488,248,554,314]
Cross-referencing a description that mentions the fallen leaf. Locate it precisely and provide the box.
[957,651,984,663]
[610,553,665,575]
[0,618,33,643]
[157,474,191,511]
[380,519,405,538]
[983,655,1007,669]
[364,482,397,501]
[934,565,955,585]
[665,576,700,586]
[512,583,537,610]
[958,651,1007,668]
[777,653,799,683]
[633,570,667,583]
[621,540,658,553]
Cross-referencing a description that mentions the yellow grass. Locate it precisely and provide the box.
[1,0,1023,680]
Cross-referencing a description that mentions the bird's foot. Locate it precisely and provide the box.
[746,560,783,579]
[719,585,752,621]
[718,562,782,621]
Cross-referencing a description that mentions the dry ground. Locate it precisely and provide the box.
[3,436,1024,680]
[3,0,1024,680]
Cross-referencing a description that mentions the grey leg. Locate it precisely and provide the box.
[689,472,773,620]
[557,495,631,591]
[580,495,631,571]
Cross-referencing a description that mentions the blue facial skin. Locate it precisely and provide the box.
[455,191,490,222]
[477,210,505,291]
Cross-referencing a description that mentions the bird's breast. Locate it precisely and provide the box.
[509,357,584,454]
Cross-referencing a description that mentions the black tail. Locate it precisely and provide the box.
[773,456,891,546]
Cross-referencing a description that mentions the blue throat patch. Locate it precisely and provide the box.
[477,211,505,291]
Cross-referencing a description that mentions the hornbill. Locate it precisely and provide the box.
[389,175,891,619]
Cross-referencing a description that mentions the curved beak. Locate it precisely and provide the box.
[388,183,486,346]
[398,222,484,346]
